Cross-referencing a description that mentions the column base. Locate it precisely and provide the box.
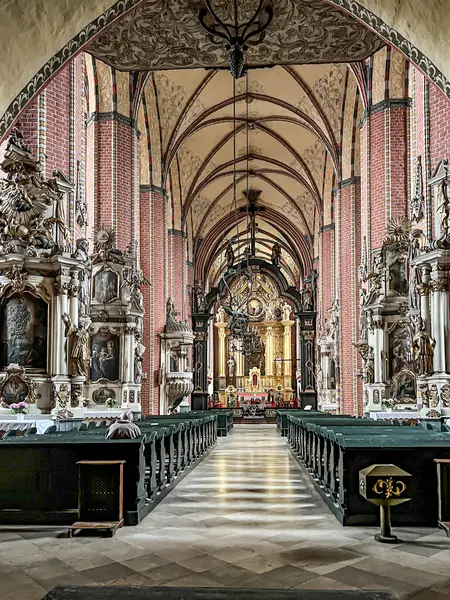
[364,383,386,413]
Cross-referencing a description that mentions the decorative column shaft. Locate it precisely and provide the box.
[124,326,135,383]
[265,323,274,377]
[282,320,294,385]
[60,284,69,376]
[216,323,227,378]
[431,278,447,373]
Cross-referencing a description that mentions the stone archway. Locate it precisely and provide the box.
[1,0,450,139]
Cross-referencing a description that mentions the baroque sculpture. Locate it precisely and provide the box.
[0,128,73,256]
[411,315,435,376]
[63,314,90,377]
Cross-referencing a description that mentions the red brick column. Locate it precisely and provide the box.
[140,188,152,416]
[169,230,186,319]
[338,179,362,416]
[88,115,135,249]
[429,84,450,174]
[319,225,334,314]
[368,103,409,248]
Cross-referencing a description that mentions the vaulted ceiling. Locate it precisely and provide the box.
[85,0,376,286]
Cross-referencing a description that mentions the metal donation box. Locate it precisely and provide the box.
[69,460,125,537]
[359,463,411,543]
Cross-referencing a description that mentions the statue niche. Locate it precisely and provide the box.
[0,293,48,371]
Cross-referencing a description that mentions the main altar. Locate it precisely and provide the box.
[213,274,296,408]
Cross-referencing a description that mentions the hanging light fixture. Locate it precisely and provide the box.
[200,1,271,355]
[199,0,274,79]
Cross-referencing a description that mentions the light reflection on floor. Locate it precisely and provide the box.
[0,424,449,599]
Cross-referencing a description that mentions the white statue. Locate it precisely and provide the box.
[282,303,291,321]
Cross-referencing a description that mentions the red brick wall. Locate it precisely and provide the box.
[152,190,166,413]
[429,84,450,174]
[116,121,133,248]
[389,107,408,221]
[44,65,70,178]
[339,182,362,416]
[320,228,333,313]
[140,190,152,416]
[12,97,39,158]
[369,111,386,248]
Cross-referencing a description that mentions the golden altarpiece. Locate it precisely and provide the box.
[213,274,295,407]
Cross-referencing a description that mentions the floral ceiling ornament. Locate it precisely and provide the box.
[199,0,274,79]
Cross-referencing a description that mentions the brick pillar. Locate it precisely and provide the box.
[88,115,135,249]
[169,230,186,319]
[319,225,334,313]
[338,179,362,416]
[140,188,152,416]
[367,102,409,248]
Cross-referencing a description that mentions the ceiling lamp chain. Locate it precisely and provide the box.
[199,0,274,80]
[199,1,272,356]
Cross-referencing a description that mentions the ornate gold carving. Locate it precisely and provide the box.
[373,478,407,499]
[431,279,448,293]
[3,265,28,293]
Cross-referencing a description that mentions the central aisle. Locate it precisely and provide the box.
[0,425,449,599]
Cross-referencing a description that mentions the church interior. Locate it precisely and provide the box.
[0,0,450,598]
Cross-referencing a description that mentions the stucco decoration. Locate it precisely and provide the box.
[96,61,113,112]
[154,73,187,148]
[87,0,384,71]
[311,64,346,137]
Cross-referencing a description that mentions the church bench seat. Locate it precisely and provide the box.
[287,412,450,526]
[0,436,147,525]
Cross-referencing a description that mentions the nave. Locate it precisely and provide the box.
[0,426,449,599]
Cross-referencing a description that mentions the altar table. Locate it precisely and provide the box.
[0,419,54,435]
[238,392,268,404]
[369,411,419,420]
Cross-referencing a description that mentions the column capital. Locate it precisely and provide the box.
[431,279,448,293]
[282,320,295,328]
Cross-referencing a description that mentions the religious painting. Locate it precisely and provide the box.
[93,268,118,304]
[92,387,116,405]
[90,331,120,382]
[0,293,48,371]
[247,297,264,319]
[388,259,408,296]
[1,373,29,406]
[389,325,412,377]
[392,369,416,404]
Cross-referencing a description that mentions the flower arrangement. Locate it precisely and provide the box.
[105,398,118,409]
[10,402,29,415]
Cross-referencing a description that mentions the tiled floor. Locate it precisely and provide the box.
[0,424,449,599]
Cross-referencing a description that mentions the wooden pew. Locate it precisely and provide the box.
[0,435,147,525]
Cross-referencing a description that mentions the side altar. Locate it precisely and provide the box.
[0,130,146,417]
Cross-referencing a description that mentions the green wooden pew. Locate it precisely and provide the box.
[0,434,147,525]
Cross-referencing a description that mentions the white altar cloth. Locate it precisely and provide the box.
[0,419,54,434]
[369,411,419,421]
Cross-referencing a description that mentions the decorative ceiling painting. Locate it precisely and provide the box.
[87,0,384,71]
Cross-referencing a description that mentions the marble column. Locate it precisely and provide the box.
[431,278,448,373]
[60,284,69,376]
[282,319,294,386]
[265,323,275,378]
[215,322,227,390]
[124,325,135,384]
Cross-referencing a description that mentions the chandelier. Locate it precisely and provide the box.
[199,0,274,79]
[200,2,272,355]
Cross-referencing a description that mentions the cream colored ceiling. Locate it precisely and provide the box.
[141,63,350,247]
